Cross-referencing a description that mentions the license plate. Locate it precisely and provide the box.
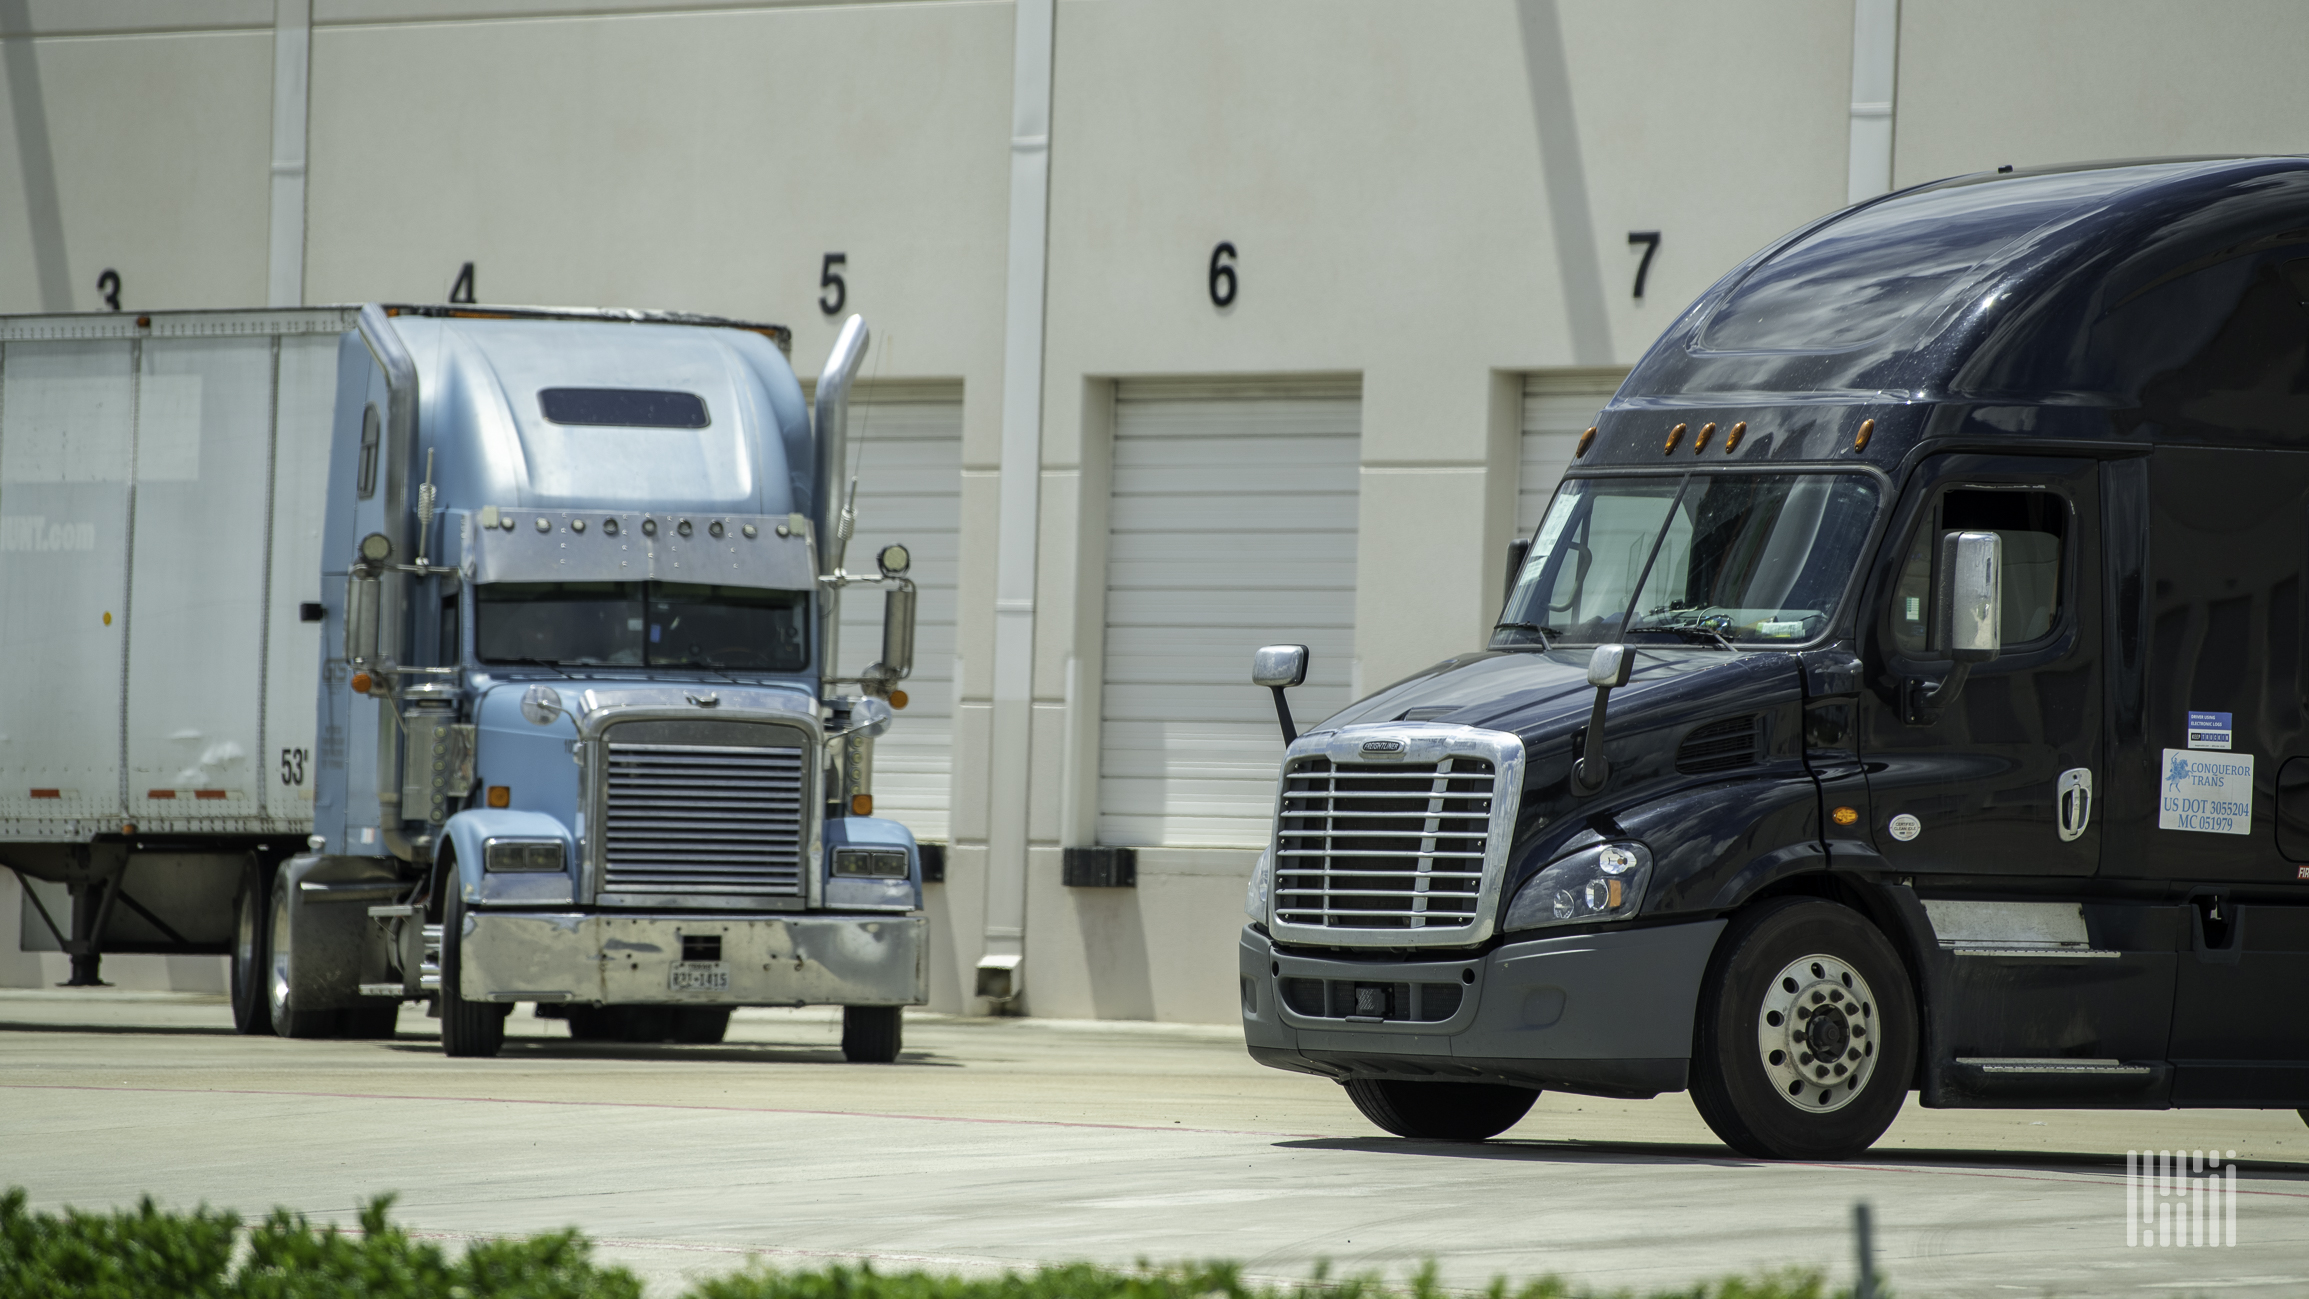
[669,961,729,992]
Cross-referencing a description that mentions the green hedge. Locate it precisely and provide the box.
[0,1189,1856,1299]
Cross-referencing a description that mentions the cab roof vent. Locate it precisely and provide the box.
[1677,715,1761,774]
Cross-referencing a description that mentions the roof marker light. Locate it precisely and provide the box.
[1726,421,1747,453]
[1695,422,1716,453]
[1576,426,1596,458]
[1664,422,1687,454]
[1852,418,1875,452]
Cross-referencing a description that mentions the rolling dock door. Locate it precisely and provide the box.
[1519,370,1626,534]
[1098,377,1360,849]
[832,382,964,843]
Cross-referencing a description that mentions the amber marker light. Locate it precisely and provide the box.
[1664,422,1687,453]
[1695,422,1716,452]
[1575,425,1597,458]
[1832,806,1860,826]
[349,672,372,695]
[1726,421,1747,452]
[487,786,511,808]
[890,690,909,710]
[851,794,875,816]
[1852,418,1875,451]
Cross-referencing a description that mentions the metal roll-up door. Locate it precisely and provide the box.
[1099,376,1360,849]
[1518,370,1627,533]
[833,381,963,842]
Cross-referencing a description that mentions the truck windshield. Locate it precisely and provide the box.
[476,581,809,672]
[1495,472,1880,648]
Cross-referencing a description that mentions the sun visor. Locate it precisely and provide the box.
[464,508,816,589]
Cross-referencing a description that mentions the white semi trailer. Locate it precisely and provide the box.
[0,304,926,1058]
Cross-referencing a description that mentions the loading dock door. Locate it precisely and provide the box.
[1098,377,1360,849]
[1519,370,1627,534]
[834,382,963,843]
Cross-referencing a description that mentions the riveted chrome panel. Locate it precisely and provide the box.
[1265,724,1525,950]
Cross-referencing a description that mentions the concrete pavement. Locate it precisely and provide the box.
[1,990,2305,1297]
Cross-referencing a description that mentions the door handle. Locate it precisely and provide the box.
[2057,767,2093,842]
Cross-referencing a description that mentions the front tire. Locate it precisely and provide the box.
[230,859,273,1036]
[841,1005,902,1062]
[267,875,339,1039]
[438,885,508,1058]
[1343,1079,1539,1141]
[1689,897,1918,1160]
[673,1007,731,1044]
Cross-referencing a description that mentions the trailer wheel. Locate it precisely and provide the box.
[230,859,274,1036]
[267,877,339,1039]
[438,886,508,1058]
[1342,1079,1539,1141]
[841,1005,902,1062]
[1690,897,1917,1161]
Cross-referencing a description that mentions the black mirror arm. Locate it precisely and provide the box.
[1573,684,1613,793]
[1902,658,1978,724]
[1270,686,1299,747]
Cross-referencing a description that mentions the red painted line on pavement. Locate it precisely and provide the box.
[0,1082,1324,1140]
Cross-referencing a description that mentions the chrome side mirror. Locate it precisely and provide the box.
[1252,645,1309,689]
[1573,642,1634,794]
[1586,643,1634,689]
[346,575,380,668]
[1935,530,2002,663]
[1251,645,1310,745]
[843,695,895,740]
[875,584,916,683]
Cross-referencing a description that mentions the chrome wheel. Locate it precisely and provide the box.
[1756,952,1878,1113]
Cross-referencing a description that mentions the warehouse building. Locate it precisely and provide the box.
[4,0,2306,1018]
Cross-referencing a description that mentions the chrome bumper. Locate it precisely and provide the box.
[459,911,925,1007]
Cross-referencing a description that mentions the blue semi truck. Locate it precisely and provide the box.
[1,303,927,1059]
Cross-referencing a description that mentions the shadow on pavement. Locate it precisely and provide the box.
[1275,1135,2309,1180]
[377,1040,958,1066]
[0,1019,242,1038]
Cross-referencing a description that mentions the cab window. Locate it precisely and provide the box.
[1891,488,2066,655]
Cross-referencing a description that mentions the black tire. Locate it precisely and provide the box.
[1342,1079,1539,1140]
[267,874,339,1039]
[438,886,508,1058]
[339,1005,400,1039]
[1690,897,1918,1161]
[673,1007,731,1045]
[230,859,274,1036]
[841,1005,902,1062]
[565,1006,617,1041]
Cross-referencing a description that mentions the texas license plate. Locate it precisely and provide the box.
[669,961,729,992]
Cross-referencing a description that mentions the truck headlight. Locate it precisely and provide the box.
[1501,841,1651,932]
[483,838,565,873]
[833,848,909,879]
[1245,847,1273,924]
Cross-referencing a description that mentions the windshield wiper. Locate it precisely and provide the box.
[1492,621,1555,650]
[1630,624,1739,652]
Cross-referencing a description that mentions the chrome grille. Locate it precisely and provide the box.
[602,743,806,899]
[1272,755,1497,931]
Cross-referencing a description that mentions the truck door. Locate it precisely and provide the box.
[1853,454,2103,876]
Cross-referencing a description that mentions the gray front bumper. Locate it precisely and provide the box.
[462,911,926,1007]
[1239,919,1725,1098]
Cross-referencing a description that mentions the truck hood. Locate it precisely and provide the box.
[1316,647,1803,753]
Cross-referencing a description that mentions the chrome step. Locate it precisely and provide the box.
[1947,944,2120,959]
[1957,1057,2153,1076]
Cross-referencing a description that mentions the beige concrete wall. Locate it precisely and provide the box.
[8,0,2309,1020]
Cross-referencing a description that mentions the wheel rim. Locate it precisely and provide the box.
[1756,952,1879,1114]
[268,882,294,1021]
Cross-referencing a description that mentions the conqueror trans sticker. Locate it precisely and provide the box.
[2160,749,2253,835]
[2187,711,2233,750]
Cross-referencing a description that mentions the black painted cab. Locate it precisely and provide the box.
[1240,157,2309,1159]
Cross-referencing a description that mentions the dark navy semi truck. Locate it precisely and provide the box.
[1240,157,2309,1159]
